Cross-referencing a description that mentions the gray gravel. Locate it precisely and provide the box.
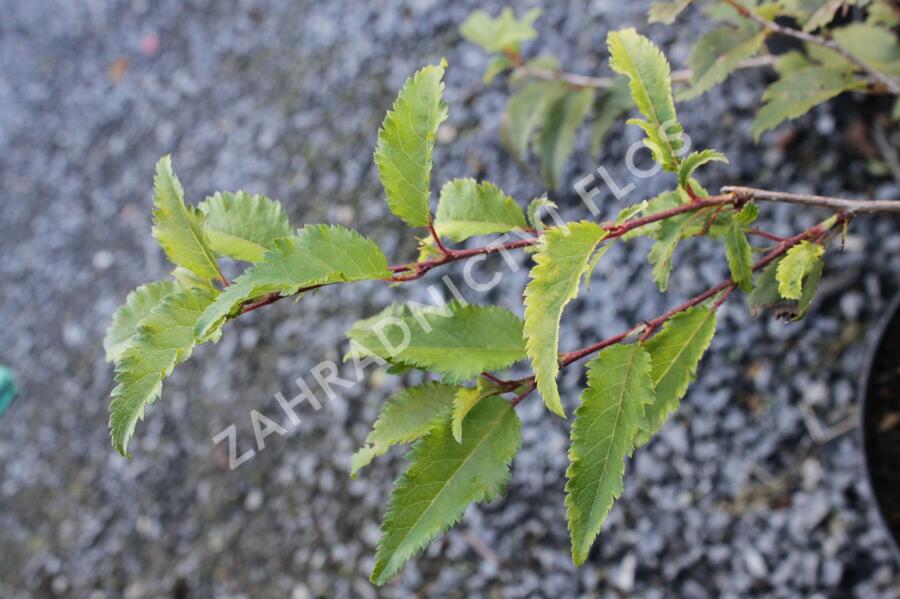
[1,0,899,597]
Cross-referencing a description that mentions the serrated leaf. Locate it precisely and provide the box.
[679,24,766,101]
[749,252,825,320]
[538,87,595,188]
[589,78,632,156]
[346,302,526,384]
[375,62,448,227]
[195,225,390,340]
[371,396,521,585]
[648,0,693,24]
[776,240,825,299]
[678,149,728,190]
[621,189,685,241]
[434,179,527,242]
[502,80,568,160]
[648,208,710,291]
[198,191,292,263]
[721,205,757,292]
[524,222,608,417]
[752,67,866,140]
[151,156,222,282]
[565,343,653,565]
[833,23,900,77]
[103,280,181,363]
[638,307,717,442]
[793,254,824,320]
[527,196,558,229]
[451,379,505,443]
[802,0,847,31]
[459,7,541,53]
[351,382,456,477]
[109,287,217,457]
[608,28,684,171]
[171,266,216,291]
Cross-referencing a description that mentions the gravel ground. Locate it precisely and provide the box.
[1,0,899,597]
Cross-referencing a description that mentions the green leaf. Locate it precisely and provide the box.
[833,23,900,77]
[346,302,526,384]
[198,191,292,263]
[502,80,568,160]
[565,343,653,565]
[371,396,521,585]
[749,251,826,320]
[109,288,218,457]
[648,208,709,291]
[171,266,216,291]
[589,78,632,156]
[648,0,693,24]
[638,307,717,442]
[794,255,825,321]
[678,24,766,101]
[621,189,685,241]
[752,67,866,140]
[538,87,595,188]
[483,55,514,83]
[103,280,181,363]
[583,242,614,292]
[151,155,222,281]
[677,149,728,190]
[524,222,608,416]
[459,7,541,54]
[351,382,456,477]
[607,28,684,171]
[452,379,505,443]
[869,1,900,27]
[802,0,848,31]
[721,204,757,292]
[527,196,558,229]
[434,179,527,242]
[195,225,390,341]
[375,62,449,227]
[776,240,825,300]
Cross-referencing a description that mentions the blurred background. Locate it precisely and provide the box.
[1,0,899,596]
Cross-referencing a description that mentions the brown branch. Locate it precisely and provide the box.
[514,55,777,90]
[720,0,900,94]
[723,186,900,213]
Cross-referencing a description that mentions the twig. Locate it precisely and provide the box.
[723,186,900,213]
[514,55,777,90]
[721,0,900,94]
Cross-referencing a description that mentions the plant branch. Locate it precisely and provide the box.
[513,55,777,90]
[722,186,900,213]
[720,0,900,94]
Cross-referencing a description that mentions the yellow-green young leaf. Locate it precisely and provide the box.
[434,179,527,242]
[752,67,866,140]
[172,267,217,291]
[565,343,653,565]
[776,240,825,300]
[351,382,456,477]
[195,225,390,340]
[371,396,521,585]
[679,24,766,101]
[638,307,717,443]
[109,287,218,457]
[589,78,632,156]
[621,189,685,241]
[375,62,449,227]
[648,0,693,24]
[151,155,222,281]
[648,211,701,292]
[198,191,292,263]
[527,196,558,230]
[720,203,758,292]
[451,379,506,443]
[538,87,595,188]
[833,23,900,77]
[524,222,609,417]
[748,256,823,321]
[802,0,848,31]
[483,54,514,83]
[459,7,541,53]
[607,28,684,171]
[346,302,526,384]
[677,149,728,190]
[502,80,568,160]
[103,280,181,363]
[869,1,900,27]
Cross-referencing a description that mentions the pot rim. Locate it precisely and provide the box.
[859,289,900,561]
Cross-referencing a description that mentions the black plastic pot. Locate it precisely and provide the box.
[860,291,900,561]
